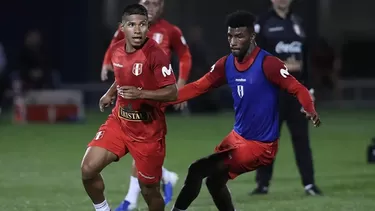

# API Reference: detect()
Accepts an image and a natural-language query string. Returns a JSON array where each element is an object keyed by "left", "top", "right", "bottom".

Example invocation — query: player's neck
[
  {"left": 273, "top": 5, "right": 289, "bottom": 19},
  {"left": 125, "top": 44, "right": 135, "bottom": 53},
  {"left": 125, "top": 38, "right": 148, "bottom": 53},
  {"left": 237, "top": 43, "right": 257, "bottom": 63}
]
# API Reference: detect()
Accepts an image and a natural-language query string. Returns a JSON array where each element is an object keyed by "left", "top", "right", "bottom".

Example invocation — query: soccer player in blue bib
[{"left": 166, "top": 10, "right": 321, "bottom": 211}]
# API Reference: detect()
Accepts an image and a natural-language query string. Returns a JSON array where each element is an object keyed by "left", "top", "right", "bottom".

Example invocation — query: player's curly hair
[
  {"left": 226, "top": 10, "right": 256, "bottom": 32},
  {"left": 122, "top": 4, "right": 148, "bottom": 19}
]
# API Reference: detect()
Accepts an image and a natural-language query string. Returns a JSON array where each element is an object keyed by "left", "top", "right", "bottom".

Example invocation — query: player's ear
[
  {"left": 120, "top": 21, "right": 125, "bottom": 32},
  {"left": 250, "top": 32, "right": 256, "bottom": 42}
]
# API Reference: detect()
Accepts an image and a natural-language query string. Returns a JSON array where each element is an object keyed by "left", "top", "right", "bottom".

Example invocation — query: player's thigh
[
  {"left": 215, "top": 130, "right": 241, "bottom": 153},
  {"left": 213, "top": 131, "right": 243, "bottom": 178},
  {"left": 129, "top": 139, "right": 165, "bottom": 185},
  {"left": 84, "top": 115, "right": 128, "bottom": 172},
  {"left": 81, "top": 146, "right": 118, "bottom": 178},
  {"left": 189, "top": 150, "right": 231, "bottom": 178},
  {"left": 227, "top": 140, "right": 278, "bottom": 179}
]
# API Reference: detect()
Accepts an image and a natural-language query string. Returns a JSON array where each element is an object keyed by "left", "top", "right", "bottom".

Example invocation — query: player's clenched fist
[
  {"left": 99, "top": 93, "right": 115, "bottom": 112},
  {"left": 117, "top": 86, "right": 142, "bottom": 99},
  {"left": 301, "top": 109, "right": 321, "bottom": 127}
]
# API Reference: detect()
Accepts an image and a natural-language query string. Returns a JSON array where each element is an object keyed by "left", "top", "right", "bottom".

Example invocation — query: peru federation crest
[{"left": 132, "top": 63, "right": 143, "bottom": 76}]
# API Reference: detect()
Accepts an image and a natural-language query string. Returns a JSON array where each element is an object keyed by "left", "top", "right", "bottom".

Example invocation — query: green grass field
[{"left": 1, "top": 109, "right": 375, "bottom": 211}]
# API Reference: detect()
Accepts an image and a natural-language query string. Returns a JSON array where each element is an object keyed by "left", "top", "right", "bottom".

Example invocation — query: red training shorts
[
  {"left": 215, "top": 130, "right": 278, "bottom": 179},
  {"left": 88, "top": 114, "right": 165, "bottom": 184}
]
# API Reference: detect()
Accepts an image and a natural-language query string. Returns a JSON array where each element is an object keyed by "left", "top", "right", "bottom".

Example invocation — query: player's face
[
  {"left": 227, "top": 27, "right": 254, "bottom": 57},
  {"left": 271, "top": 0, "right": 292, "bottom": 10},
  {"left": 121, "top": 14, "right": 149, "bottom": 48},
  {"left": 139, "top": 0, "right": 164, "bottom": 23}
]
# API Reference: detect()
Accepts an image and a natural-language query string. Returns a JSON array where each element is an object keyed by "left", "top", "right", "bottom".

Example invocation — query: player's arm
[
  {"left": 170, "top": 26, "right": 192, "bottom": 85},
  {"left": 99, "top": 81, "right": 117, "bottom": 112},
  {"left": 140, "top": 84, "right": 177, "bottom": 102},
  {"left": 139, "top": 51, "right": 178, "bottom": 102},
  {"left": 165, "top": 56, "right": 227, "bottom": 105},
  {"left": 102, "top": 26, "right": 124, "bottom": 69},
  {"left": 263, "top": 56, "right": 316, "bottom": 115},
  {"left": 105, "top": 81, "right": 118, "bottom": 97}
]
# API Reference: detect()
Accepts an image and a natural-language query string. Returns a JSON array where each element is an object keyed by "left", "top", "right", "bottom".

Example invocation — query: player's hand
[
  {"left": 117, "top": 86, "right": 142, "bottom": 99},
  {"left": 99, "top": 94, "right": 115, "bottom": 112},
  {"left": 301, "top": 109, "right": 321, "bottom": 127},
  {"left": 101, "top": 65, "right": 113, "bottom": 81},
  {"left": 174, "top": 102, "right": 188, "bottom": 111}
]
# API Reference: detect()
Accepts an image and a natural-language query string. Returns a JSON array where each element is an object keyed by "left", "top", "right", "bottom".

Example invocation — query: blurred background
[{"left": 0, "top": 0, "right": 374, "bottom": 210}]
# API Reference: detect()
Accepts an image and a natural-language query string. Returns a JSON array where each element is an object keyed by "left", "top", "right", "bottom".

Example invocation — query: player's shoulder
[
  {"left": 160, "top": 19, "right": 183, "bottom": 34},
  {"left": 215, "top": 55, "right": 229, "bottom": 65},
  {"left": 210, "top": 55, "right": 229, "bottom": 72},
  {"left": 262, "top": 54, "right": 285, "bottom": 69},
  {"left": 110, "top": 40, "right": 126, "bottom": 54},
  {"left": 143, "top": 39, "right": 168, "bottom": 60},
  {"left": 255, "top": 10, "right": 284, "bottom": 33},
  {"left": 159, "top": 19, "right": 175, "bottom": 29},
  {"left": 255, "top": 10, "right": 275, "bottom": 25}
]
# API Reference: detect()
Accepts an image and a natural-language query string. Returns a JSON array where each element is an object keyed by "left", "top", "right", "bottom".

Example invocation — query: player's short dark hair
[
  {"left": 122, "top": 4, "right": 148, "bottom": 19},
  {"left": 225, "top": 10, "right": 256, "bottom": 32}
]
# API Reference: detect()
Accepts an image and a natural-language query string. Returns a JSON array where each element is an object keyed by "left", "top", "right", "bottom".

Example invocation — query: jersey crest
[
  {"left": 152, "top": 33, "right": 164, "bottom": 44},
  {"left": 132, "top": 63, "right": 143, "bottom": 76}
]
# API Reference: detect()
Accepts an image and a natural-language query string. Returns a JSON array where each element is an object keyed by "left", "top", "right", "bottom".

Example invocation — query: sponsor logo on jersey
[{"left": 118, "top": 104, "right": 152, "bottom": 122}]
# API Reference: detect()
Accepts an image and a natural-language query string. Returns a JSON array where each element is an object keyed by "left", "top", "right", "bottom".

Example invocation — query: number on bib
[{"left": 237, "top": 85, "right": 244, "bottom": 98}]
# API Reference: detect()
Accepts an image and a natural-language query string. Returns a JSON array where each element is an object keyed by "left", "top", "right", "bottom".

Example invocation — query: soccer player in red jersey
[
  {"left": 102, "top": 1, "right": 191, "bottom": 209},
  {"left": 158, "top": 11, "right": 321, "bottom": 211},
  {"left": 81, "top": 4, "right": 177, "bottom": 211}
]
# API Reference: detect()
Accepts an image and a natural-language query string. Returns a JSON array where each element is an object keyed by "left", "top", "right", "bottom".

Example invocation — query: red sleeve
[
  {"left": 169, "top": 25, "right": 192, "bottom": 81},
  {"left": 263, "top": 56, "right": 316, "bottom": 113},
  {"left": 102, "top": 26, "right": 125, "bottom": 67},
  {"left": 166, "top": 56, "right": 227, "bottom": 105},
  {"left": 152, "top": 49, "right": 177, "bottom": 88}
]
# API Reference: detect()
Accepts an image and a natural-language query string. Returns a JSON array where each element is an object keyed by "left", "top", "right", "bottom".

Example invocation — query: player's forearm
[
  {"left": 178, "top": 51, "right": 192, "bottom": 81},
  {"left": 140, "top": 85, "right": 178, "bottom": 102},
  {"left": 168, "top": 82, "right": 209, "bottom": 105},
  {"left": 105, "top": 81, "right": 117, "bottom": 97},
  {"left": 290, "top": 83, "right": 316, "bottom": 113}
]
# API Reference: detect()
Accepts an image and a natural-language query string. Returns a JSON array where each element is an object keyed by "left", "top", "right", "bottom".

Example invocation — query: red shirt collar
[{"left": 234, "top": 46, "right": 260, "bottom": 71}]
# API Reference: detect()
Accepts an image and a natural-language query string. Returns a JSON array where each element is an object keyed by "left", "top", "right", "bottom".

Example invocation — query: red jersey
[
  {"left": 103, "top": 19, "right": 192, "bottom": 81},
  {"left": 166, "top": 47, "right": 315, "bottom": 114},
  {"left": 111, "top": 39, "right": 176, "bottom": 142}
]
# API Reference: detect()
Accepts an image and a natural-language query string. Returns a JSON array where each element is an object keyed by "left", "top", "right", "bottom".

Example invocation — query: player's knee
[
  {"left": 81, "top": 160, "right": 100, "bottom": 180},
  {"left": 140, "top": 182, "right": 158, "bottom": 195},
  {"left": 187, "top": 162, "right": 199, "bottom": 175},
  {"left": 206, "top": 175, "right": 226, "bottom": 190},
  {"left": 139, "top": 182, "right": 164, "bottom": 204},
  {"left": 205, "top": 176, "right": 215, "bottom": 189}
]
